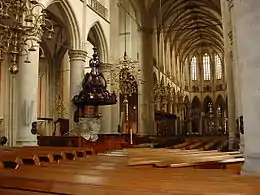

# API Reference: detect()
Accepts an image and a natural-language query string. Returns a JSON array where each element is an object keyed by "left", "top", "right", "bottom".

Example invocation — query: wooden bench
[
  {"left": 0, "top": 144, "right": 255, "bottom": 195},
  {"left": 0, "top": 146, "right": 95, "bottom": 168},
  {"left": 0, "top": 154, "right": 259, "bottom": 195},
  {"left": 0, "top": 138, "right": 127, "bottom": 169},
  {"left": 126, "top": 148, "right": 243, "bottom": 172}
]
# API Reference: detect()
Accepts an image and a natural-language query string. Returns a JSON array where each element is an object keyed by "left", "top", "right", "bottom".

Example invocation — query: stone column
[
  {"left": 138, "top": 27, "right": 155, "bottom": 135},
  {"left": 109, "top": 0, "right": 120, "bottom": 134},
  {"left": 69, "top": 50, "right": 88, "bottom": 130},
  {"left": 3, "top": 60, "right": 18, "bottom": 146},
  {"left": 100, "top": 63, "right": 112, "bottom": 134},
  {"left": 155, "top": 101, "right": 160, "bottom": 111},
  {"left": 233, "top": 0, "right": 260, "bottom": 176},
  {"left": 221, "top": 0, "right": 237, "bottom": 150},
  {"left": 168, "top": 101, "right": 173, "bottom": 113},
  {"left": 199, "top": 113, "right": 204, "bottom": 135},
  {"left": 16, "top": 46, "right": 40, "bottom": 146}
]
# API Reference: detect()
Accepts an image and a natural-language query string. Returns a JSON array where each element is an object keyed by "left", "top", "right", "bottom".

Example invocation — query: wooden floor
[{"left": 0, "top": 148, "right": 259, "bottom": 195}]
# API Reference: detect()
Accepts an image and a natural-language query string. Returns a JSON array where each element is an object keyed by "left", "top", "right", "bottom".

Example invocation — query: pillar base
[
  {"left": 229, "top": 132, "right": 235, "bottom": 151},
  {"left": 239, "top": 134, "right": 245, "bottom": 153},
  {"left": 241, "top": 153, "right": 260, "bottom": 177}
]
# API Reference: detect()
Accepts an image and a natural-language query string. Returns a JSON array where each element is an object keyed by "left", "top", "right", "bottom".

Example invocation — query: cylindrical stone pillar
[
  {"left": 221, "top": 0, "right": 237, "bottom": 150},
  {"left": 138, "top": 27, "right": 155, "bottom": 135},
  {"left": 233, "top": 0, "right": 260, "bottom": 176},
  {"left": 16, "top": 46, "right": 40, "bottom": 146},
  {"left": 100, "top": 63, "right": 112, "bottom": 134},
  {"left": 69, "top": 50, "right": 88, "bottom": 130}
]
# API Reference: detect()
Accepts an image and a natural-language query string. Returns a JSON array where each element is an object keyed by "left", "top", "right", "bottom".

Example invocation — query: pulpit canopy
[{"left": 72, "top": 48, "right": 117, "bottom": 107}]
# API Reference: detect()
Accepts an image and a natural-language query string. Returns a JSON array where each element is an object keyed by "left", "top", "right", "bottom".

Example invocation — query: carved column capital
[
  {"left": 69, "top": 50, "right": 88, "bottom": 62},
  {"left": 100, "top": 63, "right": 112, "bottom": 72}
]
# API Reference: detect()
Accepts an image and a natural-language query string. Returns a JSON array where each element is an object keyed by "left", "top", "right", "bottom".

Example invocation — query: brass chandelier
[{"left": 0, "top": 0, "right": 54, "bottom": 74}]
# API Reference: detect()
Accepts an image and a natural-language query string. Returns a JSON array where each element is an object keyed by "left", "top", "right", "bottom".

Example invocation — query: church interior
[{"left": 0, "top": 0, "right": 260, "bottom": 194}]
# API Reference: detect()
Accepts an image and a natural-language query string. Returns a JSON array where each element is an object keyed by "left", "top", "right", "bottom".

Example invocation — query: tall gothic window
[
  {"left": 215, "top": 54, "right": 222, "bottom": 80},
  {"left": 190, "top": 56, "right": 197, "bottom": 81},
  {"left": 203, "top": 53, "right": 211, "bottom": 80}
]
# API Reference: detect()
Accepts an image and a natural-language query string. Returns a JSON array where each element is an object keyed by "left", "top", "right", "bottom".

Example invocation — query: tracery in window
[
  {"left": 215, "top": 54, "right": 222, "bottom": 80},
  {"left": 203, "top": 53, "right": 211, "bottom": 80},
  {"left": 190, "top": 56, "right": 197, "bottom": 81}
]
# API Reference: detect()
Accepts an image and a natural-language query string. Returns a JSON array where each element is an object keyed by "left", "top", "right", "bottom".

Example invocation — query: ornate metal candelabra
[
  {"left": 0, "top": 0, "right": 54, "bottom": 74},
  {"left": 110, "top": 52, "right": 141, "bottom": 142}
]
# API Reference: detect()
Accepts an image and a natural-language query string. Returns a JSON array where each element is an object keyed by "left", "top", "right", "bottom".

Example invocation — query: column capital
[
  {"left": 100, "top": 62, "right": 112, "bottom": 72},
  {"left": 69, "top": 49, "right": 88, "bottom": 62}
]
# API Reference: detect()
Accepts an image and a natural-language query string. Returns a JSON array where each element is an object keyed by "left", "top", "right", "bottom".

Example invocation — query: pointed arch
[
  {"left": 215, "top": 95, "right": 225, "bottom": 112},
  {"left": 46, "top": 0, "right": 81, "bottom": 50},
  {"left": 87, "top": 22, "right": 108, "bottom": 62},
  {"left": 184, "top": 95, "right": 190, "bottom": 104},
  {"left": 203, "top": 96, "right": 213, "bottom": 114},
  {"left": 192, "top": 96, "right": 201, "bottom": 109},
  {"left": 191, "top": 96, "right": 201, "bottom": 133}
]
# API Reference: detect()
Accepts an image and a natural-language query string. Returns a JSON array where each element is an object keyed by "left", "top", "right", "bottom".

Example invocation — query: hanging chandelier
[{"left": 0, "top": 0, "right": 54, "bottom": 74}]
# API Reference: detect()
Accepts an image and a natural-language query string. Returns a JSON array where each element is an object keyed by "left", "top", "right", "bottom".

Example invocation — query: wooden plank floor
[{"left": 0, "top": 150, "right": 259, "bottom": 195}]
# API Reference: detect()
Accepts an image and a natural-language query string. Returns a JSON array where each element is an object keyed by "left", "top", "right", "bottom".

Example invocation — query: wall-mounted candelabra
[{"left": 0, "top": 0, "right": 54, "bottom": 74}]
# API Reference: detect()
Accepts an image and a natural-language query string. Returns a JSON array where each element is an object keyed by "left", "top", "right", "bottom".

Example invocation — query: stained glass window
[
  {"left": 215, "top": 54, "right": 222, "bottom": 80},
  {"left": 203, "top": 53, "right": 211, "bottom": 80},
  {"left": 190, "top": 56, "right": 197, "bottom": 81}
]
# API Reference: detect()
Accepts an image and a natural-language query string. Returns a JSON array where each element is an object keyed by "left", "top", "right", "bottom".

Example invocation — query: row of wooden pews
[
  {"left": 169, "top": 138, "right": 229, "bottom": 151},
  {"left": 0, "top": 146, "right": 259, "bottom": 195},
  {"left": 0, "top": 137, "right": 131, "bottom": 194},
  {"left": 0, "top": 136, "right": 127, "bottom": 169},
  {"left": 126, "top": 148, "right": 244, "bottom": 171},
  {"left": 0, "top": 135, "right": 259, "bottom": 195}
]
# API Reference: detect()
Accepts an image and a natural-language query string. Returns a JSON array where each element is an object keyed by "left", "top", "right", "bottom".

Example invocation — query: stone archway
[
  {"left": 215, "top": 95, "right": 226, "bottom": 135},
  {"left": 203, "top": 96, "right": 214, "bottom": 115},
  {"left": 45, "top": 0, "right": 81, "bottom": 50},
  {"left": 37, "top": 0, "right": 82, "bottom": 136},
  {"left": 87, "top": 22, "right": 109, "bottom": 63},
  {"left": 191, "top": 96, "right": 201, "bottom": 133}
]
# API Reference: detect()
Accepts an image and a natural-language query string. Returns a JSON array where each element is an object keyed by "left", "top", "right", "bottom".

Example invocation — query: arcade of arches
[{"left": 0, "top": 0, "right": 260, "bottom": 175}]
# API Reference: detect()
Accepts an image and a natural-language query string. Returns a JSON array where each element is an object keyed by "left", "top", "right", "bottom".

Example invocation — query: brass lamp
[{"left": 0, "top": 0, "right": 54, "bottom": 74}]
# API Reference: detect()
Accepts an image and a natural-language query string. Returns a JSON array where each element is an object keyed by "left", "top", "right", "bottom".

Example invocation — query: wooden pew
[
  {"left": 0, "top": 139, "right": 126, "bottom": 169},
  {"left": 0, "top": 146, "right": 95, "bottom": 168},
  {"left": 0, "top": 188, "right": 54, "bottom": 195},
  {"left": 126, "top": 148, "right": 243, "bottom": 170},
  {"left": 198, "top": 140, "right": 219, "bottom": 151},
  {"left": 182, "top": 141, "right": 203, "bottom": 150},
  {"left": 0, "top": 155, "right": 259, "bottom": 195},
  {"left": 171, "top": 141, "right": 191, "bottom": 149},
  {"left": 0, "top": 147, "right": 258, "bottom": 195}
]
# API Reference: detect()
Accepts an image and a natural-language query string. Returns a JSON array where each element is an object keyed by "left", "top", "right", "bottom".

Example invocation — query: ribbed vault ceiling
[{"left": 148, "top": 0, "right": 223, "bottom": 62}]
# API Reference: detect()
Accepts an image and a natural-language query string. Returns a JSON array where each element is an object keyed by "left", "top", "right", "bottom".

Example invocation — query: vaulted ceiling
[{"left": 147, "top": 0, "right": 223, "bottom": 62}]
